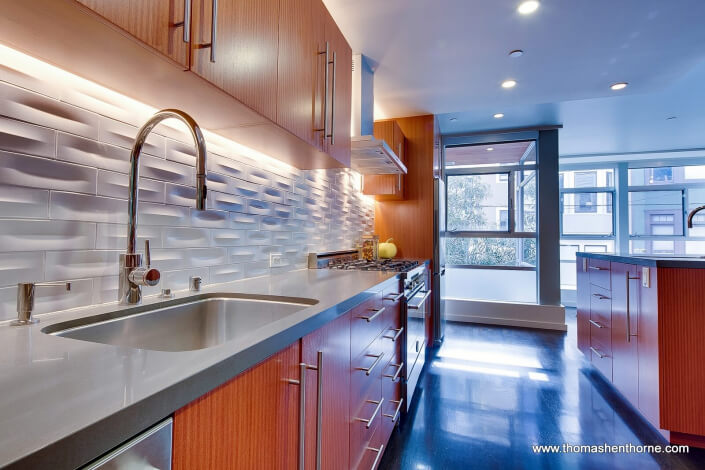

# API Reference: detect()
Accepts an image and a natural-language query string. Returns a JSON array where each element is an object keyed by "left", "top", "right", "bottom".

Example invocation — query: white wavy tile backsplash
[{"left": 0, "top": 61, "right": 374, "bottom": 321}]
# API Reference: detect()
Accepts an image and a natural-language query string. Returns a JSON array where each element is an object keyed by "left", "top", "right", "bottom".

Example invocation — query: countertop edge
[
  {"left": 4, "top": 275, "right": 401, "bottom": 470},
  {"left": 576, "top": 252, "right": 705, "bottom": 268}
]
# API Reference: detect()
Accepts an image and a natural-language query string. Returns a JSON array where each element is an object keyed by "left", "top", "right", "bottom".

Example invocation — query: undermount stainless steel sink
[{"left": 42, "top": 293, "right": 318, "bottom": 352}]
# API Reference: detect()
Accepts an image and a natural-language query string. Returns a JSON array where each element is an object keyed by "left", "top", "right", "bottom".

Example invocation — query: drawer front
[
  {"left": 588, "top": 258, "right": 611, "bottom": 290},
  {"left": 353, "top": 425, "right": 383, "bottom": 470},
  {"left": 591, "top": 344, "right": 613, "bottom": 381},
  {"left": 351, "top": 339, "right": 385, "bottom": 412},
  {"left": 351, "top": 292, "right": 386, "bottom": 359},
  {"left": 380, "top": 358, "right": 403, "bottom": 447},
  {"left": 590, "top": 320, "right": 611, "bottom": 356},
  {"left": 589, "top": 285, "right": 612, "bottom": 328}
]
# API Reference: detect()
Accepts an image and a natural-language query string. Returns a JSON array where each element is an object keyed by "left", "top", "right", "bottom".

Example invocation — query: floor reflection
[{"left": 379, "top": 309, "right": 705, "bottom": 469}]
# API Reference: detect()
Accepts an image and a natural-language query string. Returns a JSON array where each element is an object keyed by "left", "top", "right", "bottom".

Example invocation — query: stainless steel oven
[{"left": 402, "top": 267, "right": 431, "bottom": 413}]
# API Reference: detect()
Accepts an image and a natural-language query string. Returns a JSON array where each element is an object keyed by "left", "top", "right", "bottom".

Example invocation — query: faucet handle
[{"left": 145, "top": 239, "right": 151, "bottom": 267}]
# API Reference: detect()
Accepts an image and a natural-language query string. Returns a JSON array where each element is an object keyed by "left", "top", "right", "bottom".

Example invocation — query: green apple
[{"left": 378, "top": 238, "right": 397, "bottom": 259}]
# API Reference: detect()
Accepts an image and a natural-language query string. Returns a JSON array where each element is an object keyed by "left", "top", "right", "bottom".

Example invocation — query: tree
[{"left": 446, "top": 173, "right": 536, "bottom": 266}]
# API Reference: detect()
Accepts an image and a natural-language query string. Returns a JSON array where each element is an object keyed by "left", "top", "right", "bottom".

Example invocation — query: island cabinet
[
  {"left": 576, "top": 255, "right": 705, "bottom": 448},
  {"left": 172, "top": 277, "right": 402, "bottom": 469},
  {"left": 73, "top": 0, "right": 351, "bottom": 166}
]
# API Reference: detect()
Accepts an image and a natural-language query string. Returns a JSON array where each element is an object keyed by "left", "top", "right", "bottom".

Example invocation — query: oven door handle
[{"left": 407, "top": 290, "right": 431, "bottom": 310}]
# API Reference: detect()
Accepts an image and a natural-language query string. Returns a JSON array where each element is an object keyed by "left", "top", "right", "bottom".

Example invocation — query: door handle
[
  {"left": 199, "top": 0, "right": 218, "bottom": 62},
  {"left": 288, "top": 352, "right": 323, "bottom": 470},
  {"left": 589, "top": 266, "right": 608, "bottom": 271},
  {"left": 355, "top": 398, "right": 384, "bottom": 429},
  {"left": 327, "top": 51, "right": 337, "bottom": 145},
  {"left": 383, "top": 398, "right": 405, "bottom": 423},
  {"left": 627, "top": 274, "right": 640, "bottom": 343},
  {"left": 408, "top": 290, "right": 431, "bottom": 309},
  {"left": 314, "top": 42, "right": 329, "bottom": 137},
  {"left": 588, "top": 319, "right": 604, "bottom": 329},
  {"left": 356, "top": 352, "right": 384, "bottom": 376},
  {"left": 590, "top": 346, "right": 606, "bottom": 359},
  {"left": 390, "top": 326, "right": 404, "bottom": 342},
  {"left": 174, "top": 0, "right": 192, "bottom": 43},
  {"left": 383, "top": 362, "right": 404, "bottom": 382},
  {"left": 358, "top": 307, "right": 385, "bottom": 322}
]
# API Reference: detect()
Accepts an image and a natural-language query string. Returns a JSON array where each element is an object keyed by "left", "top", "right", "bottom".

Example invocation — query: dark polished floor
[{"left": 379, "top": 309, "right": 705, "bottom": 470}]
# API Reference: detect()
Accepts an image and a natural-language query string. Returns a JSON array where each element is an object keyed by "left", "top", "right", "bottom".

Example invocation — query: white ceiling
[{"left": 324, "top": 0, "right": 705, "bottom": 156}]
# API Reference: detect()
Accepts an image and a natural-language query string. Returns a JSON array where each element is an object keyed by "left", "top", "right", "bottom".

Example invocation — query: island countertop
[
  {"left": 576, "top": 252, "right": 705, "bottom": 269},
  {"left": 0, "top": 268, "right": 400, "bottom": 470}
]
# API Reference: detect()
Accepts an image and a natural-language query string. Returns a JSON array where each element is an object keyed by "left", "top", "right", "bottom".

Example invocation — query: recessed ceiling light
[
  {"left": 486, "top": 147, "right": 494, "bottom": 152},
  {"left": 501, "top": 79, "right": 517, "bottom": 89},
  {"left": 449, "top": 117, "right": 458, "bottom": 122},
  {"left": 509, "top": 49, "right": 524, "bottom": 58},
  {"left": 610, "top": 82, "right": 628, "bottom": 91},
  {"left": 666, "top": 116, "right": 677, "bottom": 120},
  {"left": 518, "top": 1, "right": 540, "bottom": 15},
  {"left": 493, "top": 113, "right": 505, "bottom": 119}
]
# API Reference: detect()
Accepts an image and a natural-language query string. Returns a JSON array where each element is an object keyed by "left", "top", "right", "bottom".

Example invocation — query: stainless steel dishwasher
[{"left": 82, "top": 418, "right": 172, "bottom": 470}]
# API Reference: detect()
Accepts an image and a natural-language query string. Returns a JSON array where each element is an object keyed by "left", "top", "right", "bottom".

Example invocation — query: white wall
[{"left": 446, "top": 268, "right": 537, "bottom": 303}]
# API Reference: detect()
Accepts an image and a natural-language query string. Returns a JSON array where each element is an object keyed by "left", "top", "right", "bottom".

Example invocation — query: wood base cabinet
[
  {"left": 172, "top": 342, "right": 301, "bottom": 470},
  {"left": 171, "top": 277, "right": 403, "bottom": 469},
  {"left": 577, "top": 255, "right": 705, "bottom": 448}
]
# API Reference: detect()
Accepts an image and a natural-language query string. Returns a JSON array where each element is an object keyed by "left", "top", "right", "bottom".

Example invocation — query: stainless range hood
[{"left": 350, "top": 54, "right": 407, "bottom": 175}]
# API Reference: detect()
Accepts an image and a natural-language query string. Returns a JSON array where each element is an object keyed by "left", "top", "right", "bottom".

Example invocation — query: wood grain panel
[
  {"left": 323, "top": 6, "right": 352, "bottom": 167},
  {"left": 277, "top": 0, "right": 317, "bottom": 147},
  {"left": 657, "top": 268, "right": 705, "bottom": 436},
  {"left": 128, "top": 0, "right": 189, "bottom": 67},
  {"left": 172, "top": 342, "right": 300, "bottom": 470},
  {"left": 191, "top": 0, "right": 280, "bottom": 120},
  {"left": 610, "top": 262, "right": 639, "bottom": 405},
  {"left": 75, "top": 0, "right": 130, "bottom": 29},
  {"left": 637, "top": 265, "right": 660, "bottom": 429},
  {"left": 576, "top": 256, "right": 591, "bottom": 356},
  {"left": 373, "top": 115, "right": 436, "bottom": 262},
  {"left": 301, "top": 312, "right": 351, "bottom": 470}
]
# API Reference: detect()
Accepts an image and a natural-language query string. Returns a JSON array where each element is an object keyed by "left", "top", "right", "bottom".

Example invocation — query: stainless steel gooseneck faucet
[
  {"left": 119, "top": 109, "right": 208, "bottom": 305},
  {"left": 687, "top": 205, "right": 705, "bottom": 229}
]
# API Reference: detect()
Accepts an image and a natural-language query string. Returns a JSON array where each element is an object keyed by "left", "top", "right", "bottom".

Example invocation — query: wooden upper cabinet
[
  {"left": 76, "top": 0, "right": 190, "bottom": 67},
  {"left": 172, "top": 342, "right": 301, "bottom": 470},
  {"left": 363, "top": 120, "right": 407, "bottom": 200},
  {"left": 190, "top": 0, "right": 280, "bottom": 121},
  {"left": 277, "top": 0, "right": 319, "bottom": 148},
  {"left": 322, "top": 5, "right": 352, "bottom": 167}
]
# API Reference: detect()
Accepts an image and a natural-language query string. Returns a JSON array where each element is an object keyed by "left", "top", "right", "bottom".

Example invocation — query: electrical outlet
[{"left": 270, "top": 253, "right": 285, "bottom": 268}]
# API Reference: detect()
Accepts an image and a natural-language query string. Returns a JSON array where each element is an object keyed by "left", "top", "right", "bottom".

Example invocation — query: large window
[
  {"left": 445, "top": 139, "right": 538, "bottom": 303},
  {"left": 628, "top": 165, "right": 705, "bottom": 256},
  {"left": 559, "top": 168, "right": 616, "bottom": 288}
]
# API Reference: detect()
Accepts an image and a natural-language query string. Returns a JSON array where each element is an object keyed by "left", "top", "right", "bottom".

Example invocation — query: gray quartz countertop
[
  {"left": 0, "top": 268, "right": 399, "bottom": 470},
  {"left": 577, "top": 251, "right": 705, "bottom": 268}
]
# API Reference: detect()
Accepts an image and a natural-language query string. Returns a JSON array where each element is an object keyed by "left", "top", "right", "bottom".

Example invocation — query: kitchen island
[
  {"left": 0, "top": 268, "right": 404, "bottom": 469},
  {"left": 576, "top": 252, "right": 705, "bottom": 448}
]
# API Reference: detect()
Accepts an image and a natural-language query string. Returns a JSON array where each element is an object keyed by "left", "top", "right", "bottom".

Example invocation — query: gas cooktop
[{"left": 308, "top": 250, "right": 420, "bottom": 272}]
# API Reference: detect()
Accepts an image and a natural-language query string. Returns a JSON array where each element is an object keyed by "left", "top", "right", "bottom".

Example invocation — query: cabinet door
[
  {"left": 191, "top": 0, "right": 279, "bottom": 120},
  {"left": 77, "top": 0, "right": 190, "bottom": 67},
  {"left": 323, "top": 9, "right": 351, "bottom": 167},
  {"left": 637, "top": 266, "right": 661, "bottom": 428},
  {"left": 576, "top": 256, "right": 591, "bottom": 356},
  {"left": 172, "top": 342, "right": 300, "bottom": 470},
  {"left": 611, "top": 262, "right": 639, "bottom": 404},
  {"left": 301, "top": 313, "right": 351, "bottom": 470},
  {"left": 277, "top": 0, "right": 318, "bottom": 147}
]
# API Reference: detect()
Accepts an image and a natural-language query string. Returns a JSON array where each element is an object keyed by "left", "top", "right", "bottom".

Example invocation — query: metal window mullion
[{"left": 508, "top": 169, "right": 516, "bottom": 234}]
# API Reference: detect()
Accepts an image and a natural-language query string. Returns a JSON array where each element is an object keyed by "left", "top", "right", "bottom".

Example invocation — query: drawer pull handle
[
  {"left": 383, "top": 398, "right": 405, "bottom": 423},
  {"left": 590, "top": 346, "right": 607, "bottom": 359},
  {"left": 589, "top": 266, "right": 608, "bottom": 271},
  {"left": 591, "top": 293, "right": 610, "bottom": 300},
  {"left": 588, "top": 320, "right": 604, "bottom": 329},
  {"left": 358, "top": 307, "right": 385, "bottom": 322},
  {"left": 355, "top": 398, "right": 384, "bottom": 429},
  {"left": 383, "top": 362, "right": 404, "bottom": 382},
  {"left": 385, "top": 292, "right": 404, "bottom": 302},
  {"left": 366, "top": 444, "right": 384, "bottom": 470},
  {"left": 356, "top": 352, "right": 384, "bottom": 376},
  {"left": 391, "top": 326, "right": 404, "bottom": 342}
]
